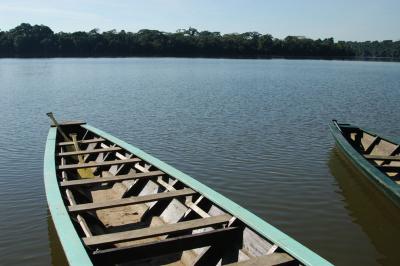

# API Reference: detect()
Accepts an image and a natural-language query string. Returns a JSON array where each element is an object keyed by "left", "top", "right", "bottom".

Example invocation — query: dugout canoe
[
  {"left": 329, "top": 120, "right": 400, "bottom": 207},
  {"left": 44, "top": 119, "right": 332, "bottom": 266}
]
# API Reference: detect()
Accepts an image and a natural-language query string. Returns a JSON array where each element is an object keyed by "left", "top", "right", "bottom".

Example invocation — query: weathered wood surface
[
  {"left": 60, "top": 170, "right": 164, "bottom": 187},
  {"left": 83, "top": 214, "right": 232, "bottom": 246},
  {"left": 58, "top": 138, "right": 105, "bottom": 146},
  {"left": 69, "top": 188, "right": 197, "bottom": 213},
  {"left": 365, "top": 154, "right": 400, "bottom": 161},
  {"left": 92, "top": 227, "right": 240, "bottom": 263},
  {"left": 364, "top": 136, "right": 380, "bottom": 154},
  {"left": 58, "top": 147, "right": 122, "bottom": 157},
  {"left": 226, "top": 253, "right": 294, "bottom": 266},
  {"left": 51, "top": 121, "right": 86, "bottom": 127},
  {"left": 58, "top": 158, "right": 141, "bottom": 170}
]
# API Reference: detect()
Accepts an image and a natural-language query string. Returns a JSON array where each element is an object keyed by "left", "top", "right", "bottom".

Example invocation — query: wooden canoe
[
  {"left": 44, "top": 121, "right": 332, "bottom": 266},
  {"left": 329, "top": 120, "right": 400, "bottom": 207}
]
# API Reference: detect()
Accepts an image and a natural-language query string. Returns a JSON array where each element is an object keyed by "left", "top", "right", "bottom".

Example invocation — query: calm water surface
[{"left": 0, "top": 58, "right": 400, "bottom": 265}]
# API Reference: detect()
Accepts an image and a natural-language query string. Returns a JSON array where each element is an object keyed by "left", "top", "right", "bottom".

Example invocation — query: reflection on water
[
  {"left": 329, "top": 147, "right": 400, "bottom": 265},
  {"left": 0, "top": 58, "right": 399, "bottom": 265},
  {"left": 47, "top": 214, "right": 68, "bottom": 266}
]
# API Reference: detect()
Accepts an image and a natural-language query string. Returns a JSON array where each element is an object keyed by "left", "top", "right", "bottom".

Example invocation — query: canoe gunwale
[
  {"left": 82, "top": 124, "right": 332, "bottom": 266},
  {"left": 44, "top": 128, "right": 93, "bottom": 265},
  {"left": 329, "top": 121, "right": 400, "bottom": 206}
]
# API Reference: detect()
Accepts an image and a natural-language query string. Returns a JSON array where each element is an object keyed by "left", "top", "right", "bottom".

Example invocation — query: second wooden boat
[
  {"left": 329, "top": 120, "right": 400, "bottom": 207},
  {"left": 44, "top": 115, "right": 331, "bottom": 266}
]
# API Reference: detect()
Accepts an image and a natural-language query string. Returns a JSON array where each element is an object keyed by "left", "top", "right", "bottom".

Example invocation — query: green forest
[{"left": 0, "top": 23, "right": 399, "bottom": 59}]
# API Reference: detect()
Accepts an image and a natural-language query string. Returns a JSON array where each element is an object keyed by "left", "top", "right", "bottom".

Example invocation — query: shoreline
[{"left": 0, "top": 55, "right": 399, "bottom": 62}]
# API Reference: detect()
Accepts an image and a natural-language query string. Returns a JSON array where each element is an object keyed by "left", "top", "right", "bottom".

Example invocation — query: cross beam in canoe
[
  {"left": 83, "top": 214, "right": 232, "bottom": 246},
  {"left": 364, "top": 154, "right": 400, "bottom": 161},
  {"left": 60, "top": 170, "right": 164, "bottom": 187},
  {"left": 57, "top": 147, "right": 122, "bottom": 157},
  {"left": 92, "top": 226, "right": 241, "bottom": 263},
  {"left": 68, "top": 188, "right": 197, "bottom": 213},
  {"left": 58, "top": 138, "right": 105, "bottom": 146},
  {"left": 51, "top": 120, "right": 86, "bottom": 127},
  {"left": 58, "top": 158, "right": 141, "bottom": 170},
  {"left": 377, "top": 165, "right": 400, "bottom": 172}
]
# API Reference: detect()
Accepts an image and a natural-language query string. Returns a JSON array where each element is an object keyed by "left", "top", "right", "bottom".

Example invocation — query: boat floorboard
[{"left": 226, "top": 253, "right": 294, "bottom": 266}]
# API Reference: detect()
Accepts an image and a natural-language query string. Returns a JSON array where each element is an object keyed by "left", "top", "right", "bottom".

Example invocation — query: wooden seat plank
[
  {"left": 51, "top": 121, "right": 86, "bottom": 127},
  {"left": 83, "top": 214, "right": 232, "bottom": 246},
  {"left": 377, "top": 165, "right": 400, "bottom": 172},
  {"left": 92, "top": 227, "right": 240, "bottom": 263},
  {"left": 69, "top": 188, "right": 197, "bottom": 213},
  {"left": 225, "top": 253, "right": 294, "bottom": 266},
  {"left": 58, "top": 138, "right": 105, "bottom": 146},
  {"left": 58, "top": 158, "right": 141, "bottom": 170},
  {"left": 57, "top": 147, "right": 122, "bottom": 157},
  {"left": 365, "top": 155, "right": 400, "bottom": 161},
  {"left": 60, "top": 170, "right": 164, "bottom": 187}
]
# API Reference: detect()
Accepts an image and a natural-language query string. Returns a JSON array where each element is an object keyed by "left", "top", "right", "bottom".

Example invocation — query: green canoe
[
  {"left": 329, "top": 120, "right": 400, "bottom": 207},
  {"left": 44, "top": 120, "right": 332, "bottom": 266}
]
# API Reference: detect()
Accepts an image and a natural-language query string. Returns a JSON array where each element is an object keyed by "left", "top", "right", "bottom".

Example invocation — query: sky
[{"left": 0, "top": 0, "right": 399, "bottom": 41}]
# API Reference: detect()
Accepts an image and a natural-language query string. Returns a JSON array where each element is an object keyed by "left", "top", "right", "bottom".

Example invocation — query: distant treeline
[{"left": 0, "top": 23, "right": 399, "bottom": 59}]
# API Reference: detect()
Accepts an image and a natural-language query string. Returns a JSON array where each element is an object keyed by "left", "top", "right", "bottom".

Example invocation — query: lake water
[{"left": 1, "top": 58, "right": 400, "bottom": 265}]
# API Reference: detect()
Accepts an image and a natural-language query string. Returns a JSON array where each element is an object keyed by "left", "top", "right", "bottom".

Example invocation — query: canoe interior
[
  {"left": 339, "top": 124, "right": 400, "bottom": 184},
  {"left": 54, "top": 123, "right": 300, "bottom": 266}
]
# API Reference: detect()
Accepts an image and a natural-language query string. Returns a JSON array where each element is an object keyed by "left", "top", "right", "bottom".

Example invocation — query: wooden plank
[
  {"left": 225, "top": 253, "right": 294, "bottom": 266},
  {"left": 377, "top": 165, "right": 400, "bottom": 172},
  {"left": 58, "top": 138, "right": 105, "bottom": 146},
  {"left": 364, "top": 136, "right": 380, "bottom": 154},
  {"left": 365, "top": 155, "right": 400, "bottom": 161},
  {"left": 69, "top": 188, "right": 197, "bottom": 213},
  {"left": 92, "top": 227, "right": 240, "bottom": 263},
  {"left": 83, "top": 214, "right": 232, "bottom": 246},
  {"left": 58, "top": 158, "right": 141, "bottom": 170},
  {"left": 157, "top": 178, "right": 210, "bottom": 218},
  {"left": 58, "top": 147, "right": 122, "bottom": 157},
  {"left": 51, "top": 120, "right": 86, "bottom": 127},
  {"left": 60, "top": 170, "right": 164, "bottom": 187}
]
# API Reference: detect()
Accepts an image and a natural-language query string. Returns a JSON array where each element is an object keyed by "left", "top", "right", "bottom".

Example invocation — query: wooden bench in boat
[
  {"left": 364, "top": 154, "right": 400, "bottom": 161},
  {"left": 58, "top": 138, "right": 105, "bottom": 146},
  {"left": 58, "top": 158, "right": 141, "bottom": 170},
  {"left": 83, "top": 214, "right": 232, "bottom": 246},
  {"left": 92, "top": 227, "right": 241, "bottom": 262},
  {"left": 51, "top": 121, "right": 86, "bottom": 127},
  {"left": 60, "top": 170, "right": 164, "bottom": 187},
  {"left": 68, "top": 188, "right": 197, "bottom": 213},
  {"left": 376, "top": 165, "right": 400, "bottom": 172},
  {"left": 58, "top": 147, "right": 122, "bottom": 157}
]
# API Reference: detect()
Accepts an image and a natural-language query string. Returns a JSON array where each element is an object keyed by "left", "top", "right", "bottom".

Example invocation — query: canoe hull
[
  {"left": 329, "top": 121, "right": 400, "bottom": 208},
  {"left": 45, "top": 122, "right": 332, "bottom": 266}
]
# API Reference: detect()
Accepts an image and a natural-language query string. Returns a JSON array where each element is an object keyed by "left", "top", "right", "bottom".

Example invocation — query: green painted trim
[
  {"left": 329, "top": 122, "right": 400, "bottom": 207},
  {"left": 44, "top": 128, "right": 93, "bottom": 266},
  {"left": 83, "top": 124, "right": 332, "bottom": 266}
]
